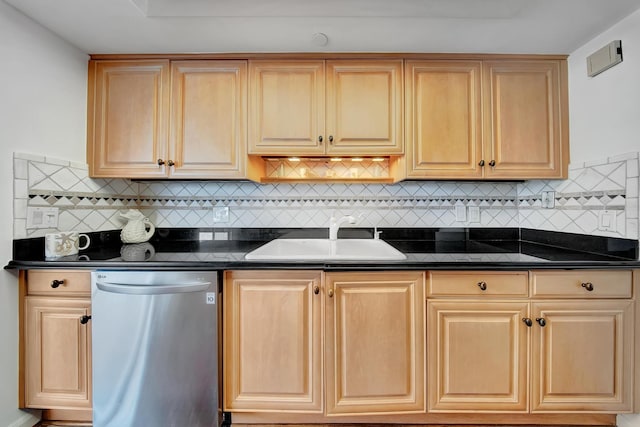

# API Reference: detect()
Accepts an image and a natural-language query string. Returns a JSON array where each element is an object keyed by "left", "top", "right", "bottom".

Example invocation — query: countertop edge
[{"left": 6, "top": 259, "right": 640, "bottom": 271}]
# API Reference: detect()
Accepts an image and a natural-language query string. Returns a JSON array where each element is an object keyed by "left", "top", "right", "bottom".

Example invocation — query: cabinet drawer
[
  {"left": 428, "top": 271, "right": 528, "bottom": 297},
  {"left": 531, "top": 270, "right": 632, "bottom": 298},
  {"left": 27, "top": 270, "right": 91, "bottom": 296}
]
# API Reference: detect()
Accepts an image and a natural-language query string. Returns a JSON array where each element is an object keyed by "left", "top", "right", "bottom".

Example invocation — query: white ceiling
[{"left": 5, "top": 0, "right": 640, "bottom": 54}]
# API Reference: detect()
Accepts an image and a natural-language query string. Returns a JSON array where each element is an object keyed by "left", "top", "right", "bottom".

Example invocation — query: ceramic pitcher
[{"left": 120, "top": 210, "right": 155, "bottom": 243}]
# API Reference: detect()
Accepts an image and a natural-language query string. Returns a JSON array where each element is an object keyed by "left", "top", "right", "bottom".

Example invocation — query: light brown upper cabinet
[
  {"left": 482, "top": 60, "right": 568, "bottom": 179},
  {"left": 406, "top": 58, "right": 568, "bottom": 180},
  {"left": 87, "top": 60, "right": 170, "bottom": 178},
  {"left": 88, "top": 60, "right": 250, "bottom": 179},
  {"left": 248, "top": 59, "right": 403, "bottom": 156},
  {"left": 169, "top": 61, "right": 248, "bottom": 179},
  {"left": 405, "top": 60, "right": 483, "bottom": 179}
]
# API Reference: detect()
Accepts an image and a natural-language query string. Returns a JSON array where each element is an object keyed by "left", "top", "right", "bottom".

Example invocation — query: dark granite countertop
[{"left": 6, "top": 228, "right": 640, "bottom": 271}]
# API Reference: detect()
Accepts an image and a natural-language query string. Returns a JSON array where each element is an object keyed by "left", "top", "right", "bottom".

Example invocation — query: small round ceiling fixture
[{"left": 311, "top": 32, "right": 329, "bottom": 47}]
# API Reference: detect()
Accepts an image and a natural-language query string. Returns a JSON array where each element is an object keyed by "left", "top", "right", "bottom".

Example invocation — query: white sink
[{"left": 245, "top": 238, "right": 406, "bottom": 261}]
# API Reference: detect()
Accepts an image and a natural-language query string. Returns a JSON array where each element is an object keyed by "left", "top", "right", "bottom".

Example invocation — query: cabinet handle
[
  {"left": 318, "top": 135, "right": 323, "bottom": 144},
  {"left": 327, "top": 289, "right": 334, "bottom": 298},
  {"left": 489, "top": 160, "right": 496, "bottom": 167},
  {"left": 581, "top": 282, "right": 594, "bottom": 292},
  {"left": 80, "top": 315, "right": 92, "bottom": 325},
  {"left": 157, "top": 159, "right": 165, "bottom": 166},
  {"left": 50, "top": 279, "right": 64, "bottom": 288},
  {"left": 328, "top": 135, "right": 334, "bottom": 144},
  {"left": 477, "top": 281, "right": 487, "bottom": 291},
  {"left": 522, "top": 317, "right": 533, "bottom": 327},
  {"left": 536, "top": 317, "right": 546, "bottom": 327},
  {"left": 313, "top": 285, "right": 320, "bottom": 295},
  {"left": 478, "top": 160, "right": 485, "bottom": 167},
  {"left": 167, "top": 160, "right": 175, "bottom": 167}
]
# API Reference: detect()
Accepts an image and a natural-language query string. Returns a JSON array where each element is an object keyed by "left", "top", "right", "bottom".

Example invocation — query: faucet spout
[{"left": 329, "top": 215, "right": 357, "bottom": 240}]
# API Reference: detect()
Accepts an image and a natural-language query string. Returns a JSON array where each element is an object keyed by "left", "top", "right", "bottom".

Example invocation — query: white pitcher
[{"left": 120, "top": 210, "right": 155, "bottom": 243}]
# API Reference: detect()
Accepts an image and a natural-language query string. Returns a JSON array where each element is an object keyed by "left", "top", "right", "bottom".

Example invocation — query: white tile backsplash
[
  {"left": 517, "top": 153, "right": 640, "bottom": 240},
  {"left": 12, "top": 151, "right": 640, "bottom": 240}
]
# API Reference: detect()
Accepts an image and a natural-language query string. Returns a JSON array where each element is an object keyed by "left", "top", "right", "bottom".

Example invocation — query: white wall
[
  {"left": 0, "top": 2, "right": 88, "bottom": 426},
  {"left": 568, "top": 8, "right": 640, "bottom": 427},
  {"left": 569, "top": 8, "right": 640, "bottom": 164}
]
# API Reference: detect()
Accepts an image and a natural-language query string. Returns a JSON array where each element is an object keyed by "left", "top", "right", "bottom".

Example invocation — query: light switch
[
  {"left": 468, "top": 206, "right": 480, "bottom": 223},
  {"left": 26, "top": 207, "right": 59, "bottom": 229},
  {"left": 598, "top": 210, "right": 616, "bottom": 232},
  {"left": 455, "top": 205, "right": 467, "bottom": 222}
]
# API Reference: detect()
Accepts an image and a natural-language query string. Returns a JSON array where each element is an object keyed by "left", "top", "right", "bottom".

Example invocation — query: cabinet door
[
  {"left": 24, "top": 297, "right": 91, "bottom": 409},
  {"left": 248, "top": 60, "right": 325, "bottom": 155},
  {"left": 170, "top": 61, "right": 247, "bottom": 178},
  {"left": 531, "top": 300, "right": 633, "bottom": 412},
  {"left": 88, "top": 60, "right": 170, "bottom": 178},
  {"left": 326, "top": 60, "right": 403, "bottom": 155},
  {"left": 325, "top": 272, "right": 425, "bottom": 415},
  {"left": 405, "top": 61, "right": 483, "bottom": 178},
  {"left": 427, "top": 300, "right": 529, "bottom": 412},
  {"left": 223, "top": 271, "right": 323, "bottom": 412},
  {"left": 482, "top": 60, "right": 568, "bottom": 179}
]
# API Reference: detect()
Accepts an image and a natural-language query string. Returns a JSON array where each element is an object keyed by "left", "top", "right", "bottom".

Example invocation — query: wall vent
[{"left": 587, "top": 40, "right": 622, "bottom": 77}]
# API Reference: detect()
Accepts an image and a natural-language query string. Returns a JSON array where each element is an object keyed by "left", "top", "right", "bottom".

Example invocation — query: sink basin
[{"left": 245, "top": 238, "right": 407, "bottom": 261}]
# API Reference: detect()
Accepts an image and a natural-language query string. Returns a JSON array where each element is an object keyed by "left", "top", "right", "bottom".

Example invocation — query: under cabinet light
[{"left": 288, "top": 157, "right": 301, "bottom": 162}]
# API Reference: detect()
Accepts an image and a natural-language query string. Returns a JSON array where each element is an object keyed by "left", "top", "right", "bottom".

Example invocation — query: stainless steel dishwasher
[{"left": 91, "top": 271, "right": 220, "bottom": 427}]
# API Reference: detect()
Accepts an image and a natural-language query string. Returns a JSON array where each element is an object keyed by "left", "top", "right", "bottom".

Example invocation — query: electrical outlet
[
  {"left": 214, "top": 231, "right": 229, "bottom": 240},
  {"left": 26, "top": 207, "right": 59, "bottom": 229},
  {"left": 198, "top": 232, "right": 213, "bottom": 241},
  {"left": 213, "top": 207, "right": 230, "bottom": 223},
  {"left": 541, "top": 191, "right": 555, "bottom": 209},
  {"left": 468, "top": 206, "right": 480, "bottom": 223},
  {"left": 455, "top": 205, "right": 467, "bottom": 222}
]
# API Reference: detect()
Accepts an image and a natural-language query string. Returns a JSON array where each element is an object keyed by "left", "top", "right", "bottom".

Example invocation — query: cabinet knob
[
  {"left": 80, "top": 315, "right": 92, "bottom": 325},
  {"left": 522, "top": 317, "right": 533, "bottom": 327},
  {"left": 327, "top": 289, "right": 334, "bottom": 298},
  {"left": 157, "top": 159, "right": 165, "bottom": 166},
  {"left": 167, "top": 160, "right": 175, "bottom": 167},
  {"left": 477, "top": 281, "right": 487, "bottom": 291},
  {"left": 50, "top": 279, "right": 64, "bottom": 288},
  {"left": 581, "top": 282, "right": 594, "bottom": 292},
  {"left": 489, "top": 160, "right": 496, "bottom": 167},
  {"left": 536, "top": 317, "right": 546, "bottom": 327},
  {"left": 328, "top": 135, "right": 334, "bottom": 144},
  {"left": 313, "top": 285, "right": 320, "bottom": 295},
  {"left": 478, "top": 160, "right": 485, "bottom": 167},
  {"left": 318, "top": 135, "right": 323, "bottom": 144}
]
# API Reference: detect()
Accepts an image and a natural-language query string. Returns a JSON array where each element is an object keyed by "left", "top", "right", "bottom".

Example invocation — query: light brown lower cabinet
[
  {"left": 325, "top": 272, "right": 425, "bottom": 415},
  {"left": 223, "top": 270, "right": 323, "bottom": 412},
  {"left": 18, "top": 268, "right": 638, "bottom": 426},
  {"left": 531, "top": 300, "right": 634, "bottom": 412},
  {"left": 223, "top": 270, "right": 426, "bottom": 415},
  {"left": 427, "top": 300, "right": 530, "bottom": 412},
  {"left": 20, "top": 270, "right": 92, "bottom": 415},
  {"left": 427, "top": 270, "right": 635, "bottom": 415}
]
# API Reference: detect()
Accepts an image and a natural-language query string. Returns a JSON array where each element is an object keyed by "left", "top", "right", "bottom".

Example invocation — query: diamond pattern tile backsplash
[
  {"left": 13, "top": 152, "right": 640, "bottom": 241},
  {"left": 518, "top": 152, "right": 639, "bottom": 240}
]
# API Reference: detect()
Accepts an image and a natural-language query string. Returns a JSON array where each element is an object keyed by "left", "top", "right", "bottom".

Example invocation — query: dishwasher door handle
[{"left": 96, "top": 281, "right": 211, "bottom": 295}]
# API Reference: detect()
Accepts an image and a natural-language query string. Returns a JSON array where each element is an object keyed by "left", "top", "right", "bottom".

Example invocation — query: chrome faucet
[{"left": 329, "top": 215, "right": 357, "bottom": 240}]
